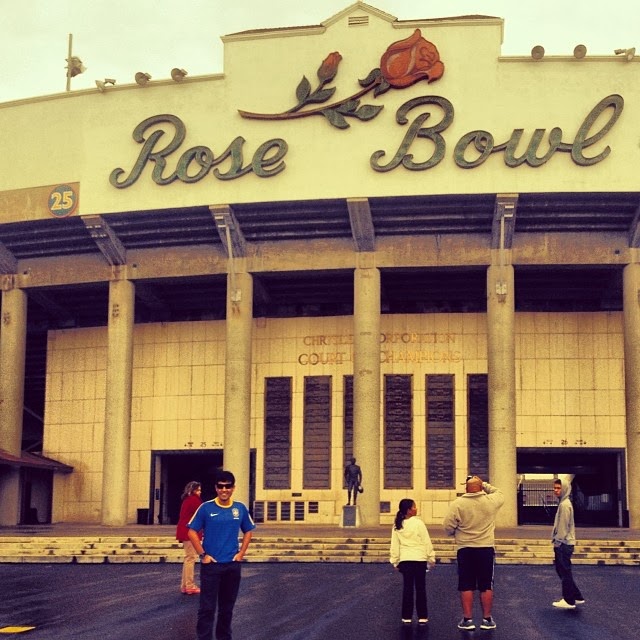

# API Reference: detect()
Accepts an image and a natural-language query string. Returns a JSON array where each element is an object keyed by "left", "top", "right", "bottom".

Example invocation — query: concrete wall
[{"left": 43, "top": 311, "right": 625, "bottom": 524}]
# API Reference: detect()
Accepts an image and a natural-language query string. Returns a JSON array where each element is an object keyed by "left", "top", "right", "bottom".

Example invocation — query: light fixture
[
  {"left": 531, "top": 45, "right": 545, "bottom": 60},
  {"left": 573, "top": 44, "right": 587, "bottom": 59},
  {"left": 171, "top": 68, "right": 188, "bottom": 82},
  {"left": 95, "top": 78, "right": 116, "bottom": 92},
  {"left": 614, "top": 47, "right": 636, "bottom": 61},
  {"left": 135, "top": 72, "right": 152, "bottom": 86},
  {"left": 65, "top": 34, "right": 85, "bottom": 92},
  {"left": 67, "top": 55, "right": 86, "bottom": 78}
]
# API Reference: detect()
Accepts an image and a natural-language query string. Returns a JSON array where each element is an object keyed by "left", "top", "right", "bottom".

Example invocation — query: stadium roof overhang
[{"left": 0, "top": 191, "right": 637, "bottom": 324}]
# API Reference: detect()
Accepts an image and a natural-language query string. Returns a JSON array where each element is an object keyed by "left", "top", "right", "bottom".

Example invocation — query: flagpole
[{"left": 66, "top": 34, "right": 73, "bottom": 92}]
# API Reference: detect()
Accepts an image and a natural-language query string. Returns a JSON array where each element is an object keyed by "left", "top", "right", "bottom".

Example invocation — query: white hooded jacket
[{"left": 390, "top": 516, "right": 435, "bottom": 567}]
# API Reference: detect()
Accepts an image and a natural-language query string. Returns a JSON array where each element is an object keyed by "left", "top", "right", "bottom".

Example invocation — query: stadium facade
[{"left": 1, "top": 3, "right": 639, "bottom": 529}]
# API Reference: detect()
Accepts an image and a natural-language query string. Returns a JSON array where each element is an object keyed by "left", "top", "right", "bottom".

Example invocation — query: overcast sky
[{"left": 1, "top": 0, "right": 639, "bottom": 103}]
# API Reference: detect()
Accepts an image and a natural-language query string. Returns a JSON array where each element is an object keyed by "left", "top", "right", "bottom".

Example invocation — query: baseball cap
[{"left": 460, "top": 475, "right": 474, "bottom": 486}]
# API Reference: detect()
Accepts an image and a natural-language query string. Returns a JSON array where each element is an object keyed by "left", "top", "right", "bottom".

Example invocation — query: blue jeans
[
  {"left": 554, "top": 543, "right": 584, "bottom": 605},
  {"left": 197, "top": 562, "right": 242, "bottom": 640},
  {"left": 398, "top": 561, "right": 428, "bottom": 619}
]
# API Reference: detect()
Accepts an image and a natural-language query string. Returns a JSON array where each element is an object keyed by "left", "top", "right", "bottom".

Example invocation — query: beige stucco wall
[
  {"left": 1, "top": 5, "right": 639, "bottom": 223},
  {"left": 44, "top": 310, "right": 625, "bottom": 524},
  {"left": 44, "top": 322, "right": 226, "bottom": 522},
  {"left": 516, "top": 313, "right": 626, "bottom": 448}
]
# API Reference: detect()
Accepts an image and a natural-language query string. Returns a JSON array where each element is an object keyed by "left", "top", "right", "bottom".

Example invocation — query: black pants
[
  {"left": 554, "top": 544, "right": 584, "bottom": 605},
  {"left": 197, "top": 562, "right": 241, "bottom": 640},
  {"left": 398, "top": 561, "right": 428, "bottom": 619}
]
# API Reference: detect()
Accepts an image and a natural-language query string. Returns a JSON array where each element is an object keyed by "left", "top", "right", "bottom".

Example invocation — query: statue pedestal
[{"left": 341, "top": 505, "right": 360, "bottom": 527}]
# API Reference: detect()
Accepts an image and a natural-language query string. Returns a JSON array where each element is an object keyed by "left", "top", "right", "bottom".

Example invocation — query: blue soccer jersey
[{"left": 188, "top": 499, "right": 256, "bottom": 563}]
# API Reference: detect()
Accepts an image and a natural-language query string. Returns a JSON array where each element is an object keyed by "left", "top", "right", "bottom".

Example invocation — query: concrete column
[
  {"left": 0, "top": 286, "right": 27, "bottom": 526},
  {"left": 623, "top": 260, "right": 640, "bottom": 528},
  {"left": 101, "top": 277, "right": 135, "bottom": 526},
  {"left": 486, "top": 263, "right": 517, "bottom": 526},
  {"left": 353, "top": 260, "right": 381, "bottom": 526},
  {"left": 224, "top": 266, "right": 253, "bottom": 507}
]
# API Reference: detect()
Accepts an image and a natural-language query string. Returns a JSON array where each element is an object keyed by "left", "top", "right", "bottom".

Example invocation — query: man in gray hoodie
[
  {"left": 551, "top": 477, "right": 585, "bottom": 609},
  {"left": 443, "top": 475, "right": 504, "bottom": 631}
]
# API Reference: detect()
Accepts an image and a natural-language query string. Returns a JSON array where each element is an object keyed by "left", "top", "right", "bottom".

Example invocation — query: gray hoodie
[{"left": 552, "top": 478, "right": 576, "bottom": 546}]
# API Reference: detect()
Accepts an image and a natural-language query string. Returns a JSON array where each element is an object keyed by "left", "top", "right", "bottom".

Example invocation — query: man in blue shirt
[{"left": 188, "top": 470, "right": 256, "bottom": 640}]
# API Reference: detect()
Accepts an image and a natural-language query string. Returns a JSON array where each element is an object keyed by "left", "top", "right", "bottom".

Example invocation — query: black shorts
[{"left": 457, "top": 547, "right": 495, "bottom": 592}]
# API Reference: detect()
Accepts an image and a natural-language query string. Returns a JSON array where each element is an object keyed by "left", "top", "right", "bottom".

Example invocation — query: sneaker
[
  {"left": 401, "top": 619, "right": 412, "bottom": 624},
  {"left": 481, "top": 617, "right": 497, "bottom": 629},
  {"left": 418, "top": 619, "right": 429, "bottom": 625},
  {"left": 552, "top": 599, "right": 576, "bottom": 609},
  {"left": 457, "top": 618, "right": 476, "bottom": 630},
  {"left": 575, "top": 599, "right": 585, "bottom": 605}
]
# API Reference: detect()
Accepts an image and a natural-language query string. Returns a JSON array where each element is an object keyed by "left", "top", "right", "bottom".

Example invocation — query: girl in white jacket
[{"left": 390, "top": 498, "right": 436, "bottom": 625}]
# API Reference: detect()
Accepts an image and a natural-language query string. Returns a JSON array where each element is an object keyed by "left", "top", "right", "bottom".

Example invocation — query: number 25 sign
[{"left": 48, "top": 184, "right": 78, "bottom": 218}]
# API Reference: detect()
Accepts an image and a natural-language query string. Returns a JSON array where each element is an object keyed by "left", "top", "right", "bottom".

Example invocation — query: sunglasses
[{"left": 216, "top": 483, "right": 234, "bottom": 490}]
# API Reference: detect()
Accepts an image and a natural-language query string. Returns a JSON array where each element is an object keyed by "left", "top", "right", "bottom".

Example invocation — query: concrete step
[{"left": 0, "top": 535, "right": 637, "bottom": 565}]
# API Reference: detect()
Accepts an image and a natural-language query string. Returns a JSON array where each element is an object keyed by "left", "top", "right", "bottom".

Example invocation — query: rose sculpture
[
  {"left": 317, "top": 51, "right": 343, "bottom": 84},
  {"left": 379, "top": 29, "right": 445, "bottom": 88},
  {"left": 238, "top": 29, "right": 444, "bottom": 129}
]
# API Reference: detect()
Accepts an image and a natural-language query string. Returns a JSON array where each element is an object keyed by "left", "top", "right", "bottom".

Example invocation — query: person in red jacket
[{"left": 176, "top": 481, "right": 203, "bottom": 594}]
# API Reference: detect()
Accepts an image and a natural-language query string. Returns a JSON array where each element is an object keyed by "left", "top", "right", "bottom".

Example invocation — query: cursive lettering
[
  {"left": 370, "top": 96, "right": 453, "bottom": 172},
  {"left": 372, "top": 94, "right": 623, "bottom": 172},
  {"left": 109, "top": 96, "right": 623, "bottom": 189},
  {"left": 110, "top": 114, "right": 288, "bottom": 188}
]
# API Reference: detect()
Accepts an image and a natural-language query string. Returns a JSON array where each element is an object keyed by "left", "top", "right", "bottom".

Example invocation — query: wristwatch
[{"left": 199, "top": 552, "right": 206, "bottom": 561}]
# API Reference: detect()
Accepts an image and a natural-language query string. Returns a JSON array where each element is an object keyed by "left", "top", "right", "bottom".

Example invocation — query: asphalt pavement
[{"left": 0, "top": 562, "right": 635, "bottom": 639}]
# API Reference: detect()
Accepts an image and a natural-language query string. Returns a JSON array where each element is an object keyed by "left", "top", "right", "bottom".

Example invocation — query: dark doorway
[
  {"left": 151, "top": 450, "right": 222, "bottom": 525},
  {"left": 517, "top": 448, "right": 626, "bottom": 527},
  {"left": 19, "top": 468, "right": 54, "bottom": 525},
  {"left": 149, "top": 450, "right": 256, "bottom": 525}
]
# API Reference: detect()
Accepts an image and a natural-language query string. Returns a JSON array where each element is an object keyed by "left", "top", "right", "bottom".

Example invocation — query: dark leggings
[{"left": 399, "top": 561, "right": 428, "bottom": 619}]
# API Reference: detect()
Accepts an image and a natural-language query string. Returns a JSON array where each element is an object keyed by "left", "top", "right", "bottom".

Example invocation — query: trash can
[{"left": 137, "top": 508, "right": 150, "bottom": 525}]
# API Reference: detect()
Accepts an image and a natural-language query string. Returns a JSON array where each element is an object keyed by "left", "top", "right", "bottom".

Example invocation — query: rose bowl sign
[{"left": 109, "top": 30, "right": 624, "bottom": 189}]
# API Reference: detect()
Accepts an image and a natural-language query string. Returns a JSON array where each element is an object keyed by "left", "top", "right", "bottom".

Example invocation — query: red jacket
[{"left": 176, "top": 494, "right": 203, "bottom": 541}]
